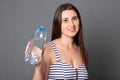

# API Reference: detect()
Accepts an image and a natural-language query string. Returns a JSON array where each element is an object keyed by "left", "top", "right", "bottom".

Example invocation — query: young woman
[{"left": 26, "top": 3, "right": 88, "bottom": 80}]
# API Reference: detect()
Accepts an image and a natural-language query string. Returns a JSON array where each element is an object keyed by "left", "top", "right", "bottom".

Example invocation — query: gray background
[{"left": 0, "top": 0, "right": 120, "bottom": 80}]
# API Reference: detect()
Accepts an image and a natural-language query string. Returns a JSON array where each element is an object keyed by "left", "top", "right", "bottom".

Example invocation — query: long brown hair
[{"left": 51, "top": 3, "right": 88, "bottom": 70}]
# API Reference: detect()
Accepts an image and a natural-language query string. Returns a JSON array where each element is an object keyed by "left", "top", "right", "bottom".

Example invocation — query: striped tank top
[{"left": 48, "top": 42, "right": 88, "bottom": 80}]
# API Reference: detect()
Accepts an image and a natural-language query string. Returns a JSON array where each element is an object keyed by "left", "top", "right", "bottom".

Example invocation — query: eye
[
  {"left": 63, "top": 19, "right": 68, "bottom": 22},
  {"left": 73, "top": 16, "right": 78, "bottom": 20}
]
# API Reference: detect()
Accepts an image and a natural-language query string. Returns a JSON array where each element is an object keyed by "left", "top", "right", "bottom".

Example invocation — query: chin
[{"left": 68, "top": 33, "right": 77, "bottom": 37}]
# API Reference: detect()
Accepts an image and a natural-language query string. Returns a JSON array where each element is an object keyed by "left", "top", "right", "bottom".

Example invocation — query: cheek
[
  {"left": 76, "top": 22, "right": 80, "bottom": 29},
  {"left": 61, "top": 23, "right": 67, "bottom": 30},
  {"left": 61, "top": 22, "right": 67, "bottom": 27},
  {"left": 76, "top": 23, "right": 80, "bottom": 33},
  {"left": 76, "top": 20, "right": 80, "bottom": 26}
]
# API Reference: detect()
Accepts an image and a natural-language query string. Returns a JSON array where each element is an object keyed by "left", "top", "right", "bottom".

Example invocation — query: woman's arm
[
  {"left": 32, "top": 43, "right": 51, "bottom": 80},
  {"left": 32, "top": 63, "right": 43, "bottom": 80}
]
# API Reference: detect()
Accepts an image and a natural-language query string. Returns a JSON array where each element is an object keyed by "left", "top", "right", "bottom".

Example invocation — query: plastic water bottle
[{"left": 25, "top": 25, "right": 47, "bottom": 65}]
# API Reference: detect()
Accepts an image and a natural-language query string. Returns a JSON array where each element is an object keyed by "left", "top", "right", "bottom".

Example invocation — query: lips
[{"left": 68, "top": 28, "right": 76, "bottom": 32}]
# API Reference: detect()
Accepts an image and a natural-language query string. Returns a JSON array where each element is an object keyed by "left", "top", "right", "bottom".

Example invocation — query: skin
[{"left": 29, "top": 10, "right": 83, "bottom": 80}]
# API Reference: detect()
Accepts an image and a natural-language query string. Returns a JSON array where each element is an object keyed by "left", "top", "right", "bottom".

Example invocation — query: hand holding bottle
[{"left": 24, "top": 26, "right": 47, "bottom": 65}]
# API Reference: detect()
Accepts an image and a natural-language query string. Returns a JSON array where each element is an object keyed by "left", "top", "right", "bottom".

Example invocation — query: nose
[{"left": 69, "top": 20, "right": 75, "bottom": 27}]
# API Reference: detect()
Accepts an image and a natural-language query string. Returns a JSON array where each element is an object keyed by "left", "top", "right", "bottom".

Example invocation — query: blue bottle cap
[{"left": 39, "top": 25, "right": 45, "bottom": 32}]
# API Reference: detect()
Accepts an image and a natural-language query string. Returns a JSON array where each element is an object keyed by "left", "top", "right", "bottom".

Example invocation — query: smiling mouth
[{"left": 68, "top": 28, "right": 76, "bottom": 32}]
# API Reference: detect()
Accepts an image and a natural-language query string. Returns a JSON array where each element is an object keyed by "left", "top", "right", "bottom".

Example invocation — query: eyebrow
[
  {"left": 62, "top": 15, "right": 78, "bottom": 19},
  {"left": 72, "top": 15, "right": 78, "bottom": 18}
]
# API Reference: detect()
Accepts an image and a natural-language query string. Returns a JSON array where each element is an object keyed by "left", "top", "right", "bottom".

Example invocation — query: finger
[{"left": 25, "top": 41, "right": 31, "bottom": 54}]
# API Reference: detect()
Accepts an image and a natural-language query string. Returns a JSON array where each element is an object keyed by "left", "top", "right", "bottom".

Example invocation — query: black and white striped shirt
[{"left": 48, "top": 42, "right": 88, "bottom": 80}]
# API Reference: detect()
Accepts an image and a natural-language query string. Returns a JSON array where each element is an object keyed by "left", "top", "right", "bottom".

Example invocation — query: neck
[{"left": 58, "top": 36, "right": 74, "bottom": 48}]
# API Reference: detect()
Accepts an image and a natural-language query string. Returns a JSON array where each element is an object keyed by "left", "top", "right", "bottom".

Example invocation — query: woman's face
[{"left": 61, "top": 10, "right": 80, "bottom": 38}]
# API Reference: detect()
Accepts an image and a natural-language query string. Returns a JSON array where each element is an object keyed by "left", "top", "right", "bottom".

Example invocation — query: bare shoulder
[
  {"left": 43, "top": 42, "right": 53, "bottom": 52},
  {"left": 43, "top": 42, "right": 53, "bottom": 58}
]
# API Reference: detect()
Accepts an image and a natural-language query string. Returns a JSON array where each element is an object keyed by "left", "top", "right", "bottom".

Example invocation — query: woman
[{"left": 28, "top": 3, "right": 88, "bottom": 80}]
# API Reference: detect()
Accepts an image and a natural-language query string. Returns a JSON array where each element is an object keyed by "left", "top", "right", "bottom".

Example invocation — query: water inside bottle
[
  {"left": 34, "top": 38, "right": 45, "bottom": 49},
  {"left": 25, "top": 45, "right": 42, "bottom": 65}
]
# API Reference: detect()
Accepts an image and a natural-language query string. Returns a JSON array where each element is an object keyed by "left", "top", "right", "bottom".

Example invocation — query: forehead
[{"left": 62, "top": 10, "right": 77, "bottom": 18}]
